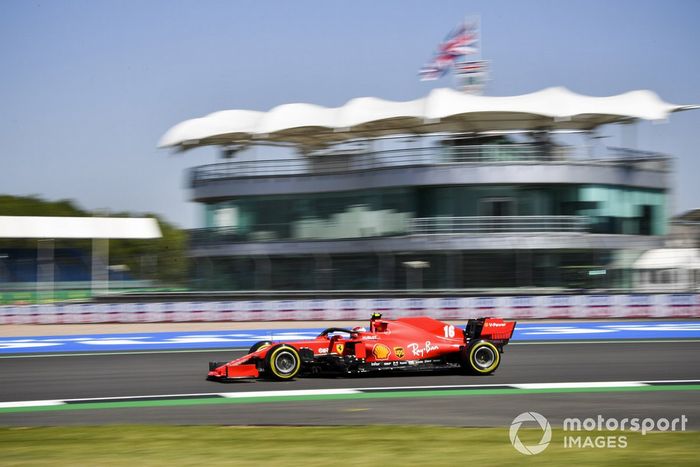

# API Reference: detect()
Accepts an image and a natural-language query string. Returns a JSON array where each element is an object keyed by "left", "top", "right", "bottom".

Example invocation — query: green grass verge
[{"left": 0, "top": 425, "right": 698, "bottom": 466}]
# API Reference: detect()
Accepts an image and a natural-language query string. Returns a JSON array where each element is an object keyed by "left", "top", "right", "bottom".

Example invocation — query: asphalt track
[{"left": 1, "top": 340, "right": 699, "bottom": 427}]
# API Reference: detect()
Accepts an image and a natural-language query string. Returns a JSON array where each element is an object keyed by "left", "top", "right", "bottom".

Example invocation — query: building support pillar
[
  {"left": 37, "top": 238, "right": 54, "bottom": 303},
  {"left": 314, "top": 254, "right": 332, "bottom": 290},
  {"left": 254, "top": 255, "right": 271, "bottom": 290},
  {"left": 516, "top": 249, "right": 533, "bottom": 287},
  {"left": 91, "top": 238, "right": 109, "bottom": 297},
  {"left": 447, "top": 251, "right": 463, "bottom": 289},
  {"left": 379, "top": 253, "right": 395, "bottom": 289}
]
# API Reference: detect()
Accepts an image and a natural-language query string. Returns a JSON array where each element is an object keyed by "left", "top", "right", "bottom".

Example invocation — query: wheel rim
[
  {"left": 275, "top": 351, "right": 297, "bottom": 374},
  {"left": 473, "top": 346, "right": 496, "bottom": 369}
]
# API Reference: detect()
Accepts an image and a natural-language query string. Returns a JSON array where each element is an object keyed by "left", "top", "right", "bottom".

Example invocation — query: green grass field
[{"left": 1, "top": 426, "right": 698, "bottom": 466}]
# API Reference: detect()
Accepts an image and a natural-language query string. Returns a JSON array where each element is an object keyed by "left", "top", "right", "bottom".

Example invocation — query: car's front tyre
[{"left": 265, "top": 344, "right": 301, "bottom": 380}]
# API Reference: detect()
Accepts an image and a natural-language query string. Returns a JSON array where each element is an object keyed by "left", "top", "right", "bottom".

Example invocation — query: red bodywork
[{"left": 207, "top": 315, "right": 516, "bottom": 381}]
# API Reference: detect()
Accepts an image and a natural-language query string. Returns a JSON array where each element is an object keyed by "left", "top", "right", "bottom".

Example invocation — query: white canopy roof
[
  {"left": 159, "top": 87, "right": 697, "bottom": 150},
  {"left": 633, "top": 248, "right": 700, "bottom": 270},
  {"left": 0, "top": 216, "right": 162, "bottom": 239}
]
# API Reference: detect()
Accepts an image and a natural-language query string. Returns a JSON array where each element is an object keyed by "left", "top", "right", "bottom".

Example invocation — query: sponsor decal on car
[
  {"left": 372, "top": 343, "right": 391, "bottom": 360},
  {"left": 394, "top": 347, "right": 405, "bottom": 359},
  {"left": 318, "top": 347, "right": 329, "bottom": 354},
  {"left": 335, "top": 343, "right": 344, "bottom": 354},
  {"left": 407, "top": 341, "right": 439, "bottom": 358}
]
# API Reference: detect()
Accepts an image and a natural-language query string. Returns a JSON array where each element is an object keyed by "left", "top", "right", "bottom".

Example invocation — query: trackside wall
[{"left": 0, "top": 294, "right": 698, "bottom": 324}]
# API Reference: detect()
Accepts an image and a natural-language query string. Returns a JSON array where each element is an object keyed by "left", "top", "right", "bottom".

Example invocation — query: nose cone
[{"left": 207, "top": 362, "right": 227, "bottom": 379}]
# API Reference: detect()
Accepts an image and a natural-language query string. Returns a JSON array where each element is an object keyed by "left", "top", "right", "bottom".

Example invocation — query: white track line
[
  {"left": 3, "top": 380, "right": 700, "bottom": 410},
  {"left": 219, "top": 388, "right": 361, "bottom": 398},
  {"left": 512, "top": 381, "right": 648, "bottom": 389},
  {"left": 0, "top": 400, "right": 64, "bottom": 409}
]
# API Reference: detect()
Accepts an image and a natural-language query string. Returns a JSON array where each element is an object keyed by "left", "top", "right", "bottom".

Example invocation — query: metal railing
[
  {"left": 410, "top": 216, "right": 589, "bottom": 235},
  {"left": 189, "top": 215, "right": 590, "bottom": 247},
  {"left": 190, "top": 144, "right": 669, "bottom": 186}
]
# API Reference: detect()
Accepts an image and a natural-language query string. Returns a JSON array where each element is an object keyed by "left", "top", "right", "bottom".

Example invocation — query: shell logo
[{"left": 372, "top": 343, "right": 391, "bottom": 360}]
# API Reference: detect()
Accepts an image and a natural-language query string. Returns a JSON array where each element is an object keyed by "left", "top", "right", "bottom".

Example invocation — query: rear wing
[{"left": 465, "top": 317, "right": 516, "bottom": 344}]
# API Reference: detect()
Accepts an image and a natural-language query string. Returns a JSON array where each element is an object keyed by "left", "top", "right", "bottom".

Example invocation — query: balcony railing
[
  {"left": 190, "top": 144, "right": 669, "bottom": 186},
  {"left": 410, "top": 216, "right": 589, "bottom": 235},
  {"left": 189, "top": 215, "right": 590, "bottom": 247}
]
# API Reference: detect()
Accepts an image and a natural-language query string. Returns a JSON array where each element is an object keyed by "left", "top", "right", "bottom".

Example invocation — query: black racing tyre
[
  {"left": 463, "top": 340, "right": 501, "bottom": 375},
  {"left": 248, "top": 340, "right": 273, "bottom": 355},
  {"left": 265, "top": 344, "right": 301, "bottom": 380}
]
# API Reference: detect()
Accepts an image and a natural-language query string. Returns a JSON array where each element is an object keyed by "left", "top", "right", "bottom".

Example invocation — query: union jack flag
[
  {"left": 439, "top": 22, "right": 479, "bottom": 57},
  {"left": 419, "top": 20, "right": 480, "bottom": 81}
]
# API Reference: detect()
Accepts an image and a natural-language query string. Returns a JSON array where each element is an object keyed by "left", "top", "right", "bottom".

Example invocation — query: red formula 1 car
[{"left": 207, "top": 314, "right": 516, "bottom": 381}]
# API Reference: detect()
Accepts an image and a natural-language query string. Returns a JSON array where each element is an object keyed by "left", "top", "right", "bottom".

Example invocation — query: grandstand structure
[
  {"left": 160, "top": 87, "right": 698, "bottom": 292},
  {"left": 0, "top": 216, "right": 161, "bottom": 302}
]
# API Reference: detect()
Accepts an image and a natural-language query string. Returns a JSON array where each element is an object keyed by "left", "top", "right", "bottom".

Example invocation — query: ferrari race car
[{"left": 207, "top": 314, "right": 516, "bottom": 381}]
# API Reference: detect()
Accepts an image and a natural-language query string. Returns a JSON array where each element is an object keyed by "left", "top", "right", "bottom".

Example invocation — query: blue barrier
[{"left": 1, "top": 321, "right": 699, "bottom": 354}]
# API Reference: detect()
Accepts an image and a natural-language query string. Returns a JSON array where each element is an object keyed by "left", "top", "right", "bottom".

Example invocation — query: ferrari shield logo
[
  {"left": 394, "top": 347, "right": 405, "bottom": 359},
  {"left": 335, "top": 343, "right": 344, "bottom": 354}
]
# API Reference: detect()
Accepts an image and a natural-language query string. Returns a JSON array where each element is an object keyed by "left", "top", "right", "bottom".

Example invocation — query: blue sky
[{"left": 1, "top": 0, "right": 698, "bottom": 228}]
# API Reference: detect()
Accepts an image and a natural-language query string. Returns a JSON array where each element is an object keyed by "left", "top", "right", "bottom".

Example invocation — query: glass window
[
  {"left": 577, "top": 185, "right": 665, "bottom": 235},
  {"left": 479, "top": 197, "right": 515, "bottom": 216},
  {"left": 202, "top": 184, "right": 666, "bottom": 240}
]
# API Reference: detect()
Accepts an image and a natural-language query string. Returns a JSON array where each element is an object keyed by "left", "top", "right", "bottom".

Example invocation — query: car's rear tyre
[
  {"left": 265, "top": 344, "right": 301, "bottom": 380},
  {"left": 248, "top": 340, "right": 273, "bottom": 355},
  {"left": 463, "top": 340, "right": 501, "bottom": 375}
]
